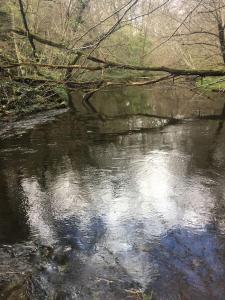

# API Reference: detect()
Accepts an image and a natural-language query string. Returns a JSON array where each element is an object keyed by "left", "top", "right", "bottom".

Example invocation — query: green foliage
[
  {"left": 0, "top": 80, "right": 68, "bottom": 118},
  {"left": 53, "top": 85, "right": 69, "bottom": 103},
  {"left": 196, "top": 76, "right": 225, "bottom": 91},
  {"left": 108, "top": 27, "right": 152, "bottom": 66}
]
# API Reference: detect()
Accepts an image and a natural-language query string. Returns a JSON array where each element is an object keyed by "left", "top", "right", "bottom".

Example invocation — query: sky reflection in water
[
  {"left": 17, "top": 122, "right": 225, "bottom": 298},
  {"left": 1, "top": 86, "right": 225, "bottom": 298}
]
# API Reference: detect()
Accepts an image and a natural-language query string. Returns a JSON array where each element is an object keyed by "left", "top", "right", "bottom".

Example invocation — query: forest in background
[{"left": 1, "top": 0, "right": 225, "bottom": 117}]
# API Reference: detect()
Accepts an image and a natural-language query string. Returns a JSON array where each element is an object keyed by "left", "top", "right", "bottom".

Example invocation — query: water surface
[{"left": 0, "top": 85, "right": 225, "bottom": 299}]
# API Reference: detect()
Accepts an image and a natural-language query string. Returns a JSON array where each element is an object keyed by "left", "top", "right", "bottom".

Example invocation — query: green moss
[
  {"left": 196, "top": 76, "right": 225, "bottom": 91},
  {"left": 53, "top": 85, "right": 69, "bottom": 103}
]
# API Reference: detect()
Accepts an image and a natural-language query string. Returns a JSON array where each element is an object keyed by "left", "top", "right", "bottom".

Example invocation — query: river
[{"left": 0, "top": 84, "right": 225, "bottom": 299}]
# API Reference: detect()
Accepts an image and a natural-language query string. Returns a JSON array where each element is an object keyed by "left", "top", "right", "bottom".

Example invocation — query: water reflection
[
  {"left": 149, "top": 225, "right": 225, "bottom": 299},
  {"left": 88, "top": 85, "right": 225, "bottom": 119},
  {"left": 0, "top": 86, "right": 225, "bottom": 298},
  {"left": 0, "top": 168, "right": 29, "bottom": 243}
]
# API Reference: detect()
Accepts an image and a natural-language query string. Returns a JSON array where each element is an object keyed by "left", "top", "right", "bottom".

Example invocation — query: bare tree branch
[
  {"left": 144, "top": 0, "right": 204, "bottom": 57},
  {"left": 18, "top": 0, "right": 38, "bottom": 60}
]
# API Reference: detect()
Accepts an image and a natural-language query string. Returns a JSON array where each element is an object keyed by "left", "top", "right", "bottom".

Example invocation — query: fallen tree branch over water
[
  {"left": 8, "top": 74, "right": 175, "bottom": 89},
  {"left": 2, "top": 61, "right": 225, "bottom": 77}
]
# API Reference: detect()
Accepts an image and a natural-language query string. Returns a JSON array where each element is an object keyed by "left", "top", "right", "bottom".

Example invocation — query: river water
[{"left": 0, "top": 85, "right": 225, "bottom": 299}]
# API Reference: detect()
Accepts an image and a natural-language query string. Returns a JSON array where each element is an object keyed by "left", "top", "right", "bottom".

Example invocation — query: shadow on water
[
  {"left": 147, "top": 225, "right": 225, "bottom": 300},
  {"left": 54, "top": 215, "right": 107, "bottom": 252},
  {"left": 0, "top": 170, "right": 30, "bottom": 243},
  {"left": 1, "top": 85, "right": 225, "bottom": 299}
]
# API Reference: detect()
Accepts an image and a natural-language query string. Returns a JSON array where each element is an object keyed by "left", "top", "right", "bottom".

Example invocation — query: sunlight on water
[{"left": 1, "top": 87, "right": 225, "bottom": 299}]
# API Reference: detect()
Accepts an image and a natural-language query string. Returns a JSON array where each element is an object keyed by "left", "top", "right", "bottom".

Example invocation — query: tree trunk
[
  {"left": 0, "top": 0, "right": 14, "bottom": 77},
  {"left": 217, "top": 21, "right": 225, "bottom": 64},
  {"left": 18, "top": 0, "right": 38, "bottom": 60},
  {"left": 0, "top": 1, "right": 12, "bottom": 58}
]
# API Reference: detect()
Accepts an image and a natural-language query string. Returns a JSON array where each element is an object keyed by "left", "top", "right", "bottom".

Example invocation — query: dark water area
[{"left": 1, "top": 85, "right": 225, "bottom": 299}]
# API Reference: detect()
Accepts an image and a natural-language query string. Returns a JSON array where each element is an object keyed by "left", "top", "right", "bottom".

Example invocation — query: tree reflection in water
[{"left": 1, "top": 87, "right": 225, "bottom": 299}]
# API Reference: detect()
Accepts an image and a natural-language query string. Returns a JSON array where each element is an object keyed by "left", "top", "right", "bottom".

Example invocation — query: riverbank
[
  {"left": 0, "top": 79, "right": 69, "bottom": 122},
  {"left": 1, "top": 77, "right": 225, "bottom": 124}
]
